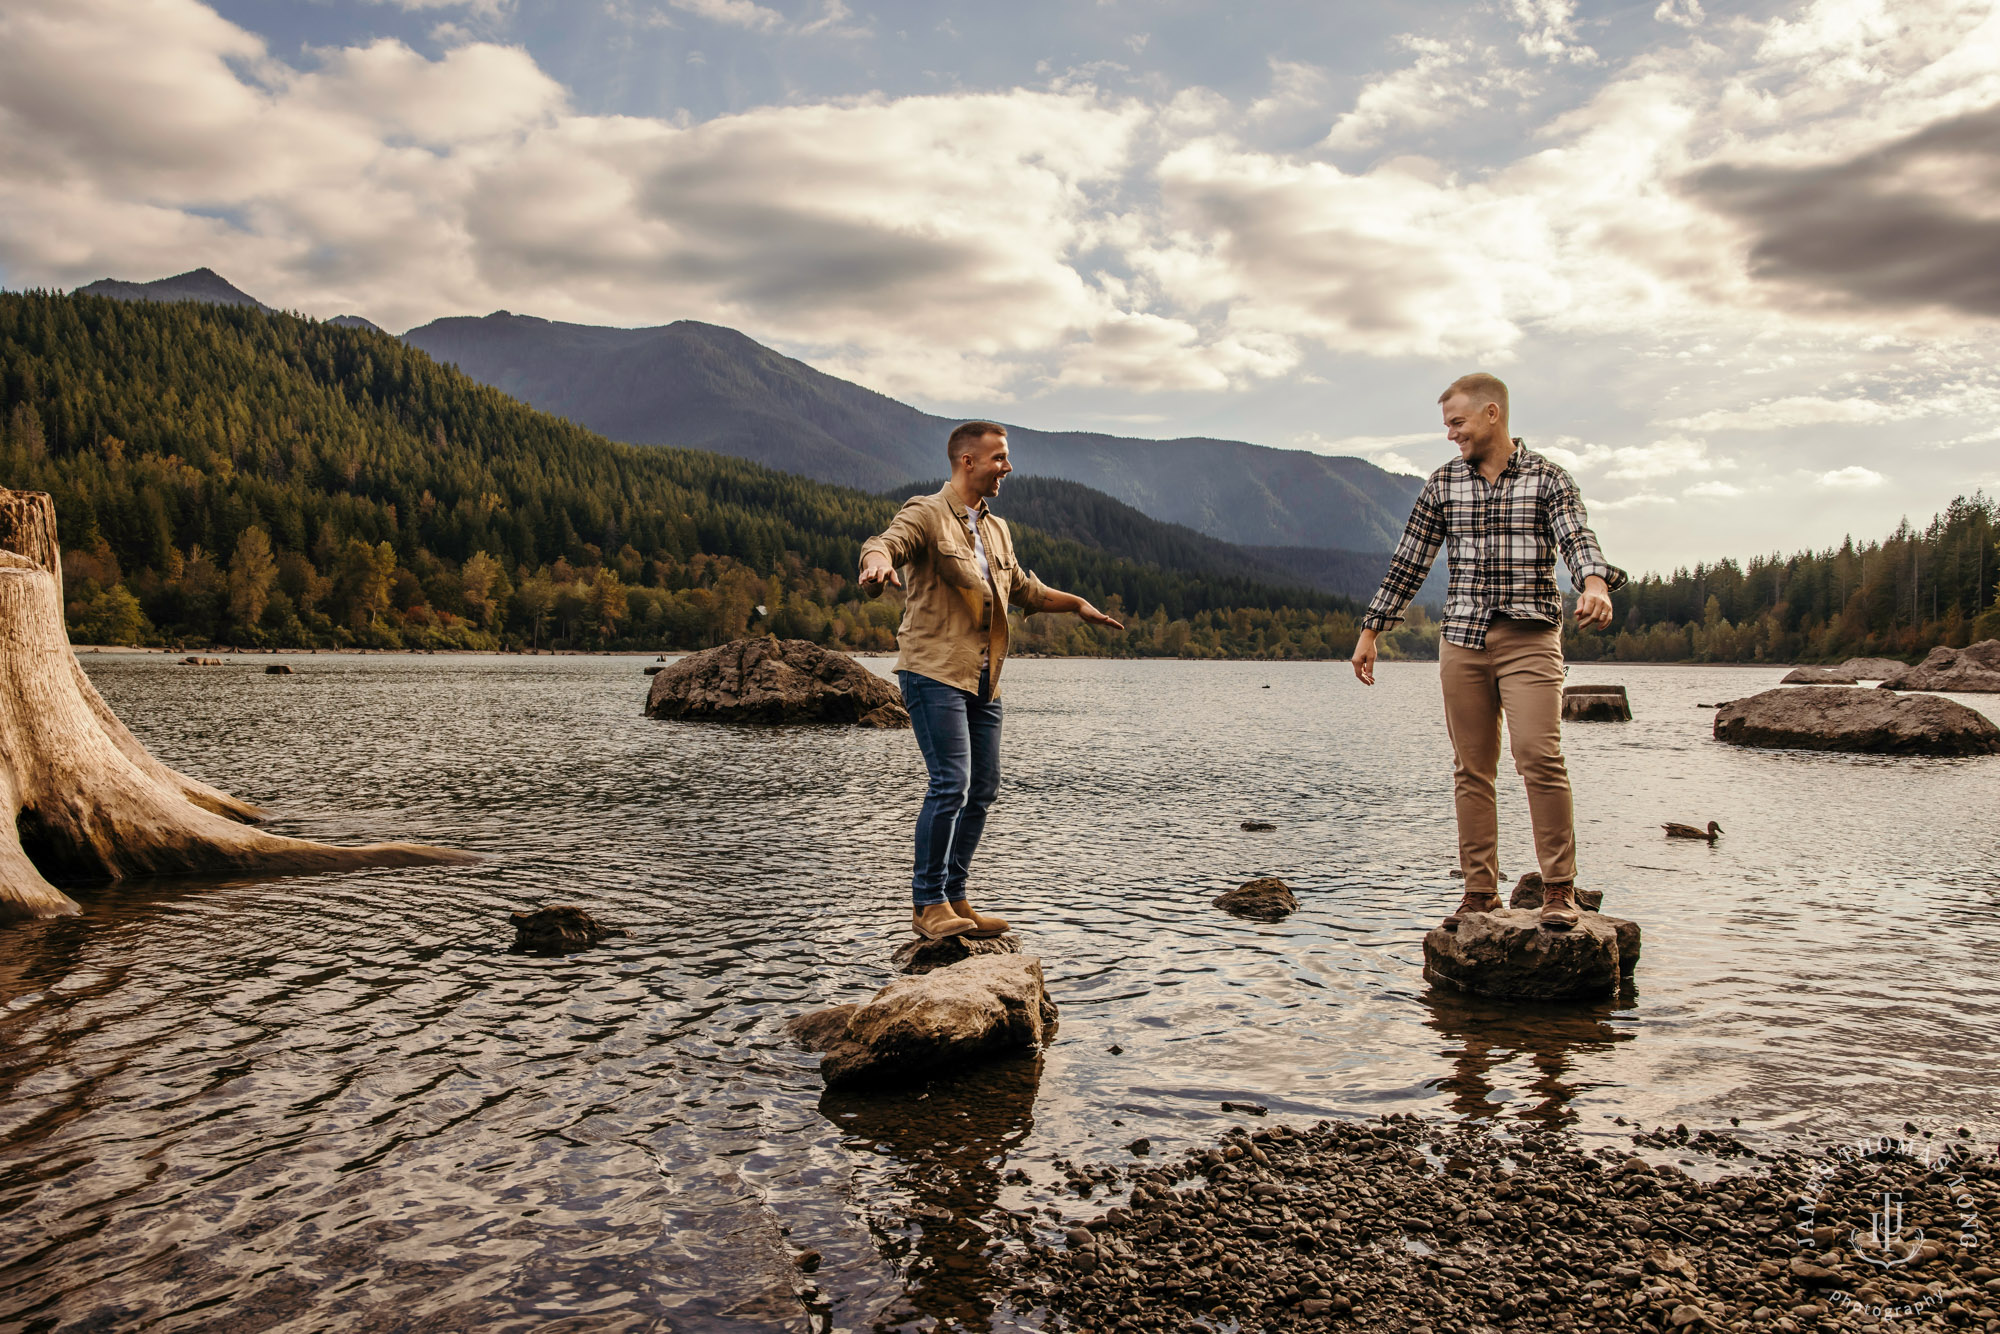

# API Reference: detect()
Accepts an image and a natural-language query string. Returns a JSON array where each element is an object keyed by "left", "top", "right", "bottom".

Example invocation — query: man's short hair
[
  {"left": 1438, "top": 373, "right": 1508, "bottom": 416},
  {"left": 947, "top": 421, "right": 1007, "bottom": 466}
]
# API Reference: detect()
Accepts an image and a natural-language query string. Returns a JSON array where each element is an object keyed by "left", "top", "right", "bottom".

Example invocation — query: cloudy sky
[{"left": 3, "top": 0, "right": 1998, "bottom": 573}]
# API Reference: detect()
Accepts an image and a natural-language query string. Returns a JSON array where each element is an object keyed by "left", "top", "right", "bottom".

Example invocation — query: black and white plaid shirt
[{"left": 1362, "top": 440, "right": 1626, "bottom": 650}]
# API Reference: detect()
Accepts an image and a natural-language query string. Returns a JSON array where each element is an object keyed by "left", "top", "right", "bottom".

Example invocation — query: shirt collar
[{"left": 939, "top": 483, "right": 988, "bottom": 520}]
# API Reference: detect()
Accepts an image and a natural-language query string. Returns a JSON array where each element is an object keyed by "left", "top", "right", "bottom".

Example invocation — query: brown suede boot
[
  {"left": 912, "top": 903, "right": 977, "bottom": 940},
  {"left": 948, "top": 897, "right": 1009, "bottom": 938},
  {"left": 1539, "top": 880, "right": 1581, "bottom": 931},
  {"left": 1442, "top": 891, "right": 1502, "bottom": 932}
]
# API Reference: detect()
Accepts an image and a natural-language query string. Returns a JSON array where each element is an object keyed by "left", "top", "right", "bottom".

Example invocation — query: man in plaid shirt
[{"left": 1352, "top": 373, "right": 1624, "bottom": 933}]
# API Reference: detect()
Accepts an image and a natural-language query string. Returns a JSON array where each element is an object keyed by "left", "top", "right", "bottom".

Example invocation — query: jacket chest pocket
[{"left": 933, "top": 537, "right": 986, "bottom": 591}]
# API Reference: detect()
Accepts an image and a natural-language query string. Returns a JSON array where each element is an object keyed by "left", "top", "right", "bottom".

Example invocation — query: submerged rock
[
  {"left": 510, "top": 905, "right": 626, "bottom": 954},
  {"left": 1714, "top": 686, "right": 2000, "bottom": 756},
  {"left": 1878, "top": 638, "right": 2000, "bottom": 693},
  {"left": 1780, "top": 665, "right": 1856, "bottom": 685},
  {"left": 890, "top": 931, "right": 1021, "bottom": 975},
  {"left": 264, "top": 664, "right": 295, "bottom": 675},
  {"left": 1211, "top": 876, "right": 1298, "bottom": 921},
  {"left": 791, "top": 954, "right": 1059, "bottom": 1087},
  {"left": 645, "top": 636, "right": 909, "bottom": 727},
  {"left": 1239, "top": 820, "right": 1277, "bottom": 832},
  {"left": 1423, "top": 907, "right": 1636, "bottom": 1000}
]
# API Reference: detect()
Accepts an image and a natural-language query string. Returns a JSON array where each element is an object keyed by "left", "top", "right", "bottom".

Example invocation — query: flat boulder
[
  {"left": 510, "top": 905, "right": 626, "bottom": 954},
  {"left": 1562, "top": 684, "right": 1631, "bottom": 721},
  {"left": 1780, "top": 666, "right": 1856, "bottom": 685},
  {"left": 1423, "top": 908, "right": 1636, "bottom": 1000},
  {"left": 1211, "top": 876, "right": 1298, "bottom": 921},
  {"left": 1837, "top": 657, "right": 1907, "bottom": 680},
  {"left": 645, "top": 636, "right": 909, "bottom": 727},
  {"left": 1714, "top": 686, "right": 2000, "bottom": 756},
  {"left": 1878, "top": 639, "right": 2000, "bottom": 694},
  {"left": 890, "top": 931, "right": 1022, "bottom": 975},
  {"left": 789, "top": 954, "right": 1059, "bottom": 1087}
]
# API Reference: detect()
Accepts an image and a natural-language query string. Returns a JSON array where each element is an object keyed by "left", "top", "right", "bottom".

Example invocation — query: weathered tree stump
[{"left": 0, "top": 488, "right": 473, "bottom": 921}]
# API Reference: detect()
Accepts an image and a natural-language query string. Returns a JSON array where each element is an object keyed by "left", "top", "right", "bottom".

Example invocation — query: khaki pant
[{"left": 1439, "top": 618, "right": 1575, "bottom": 895}]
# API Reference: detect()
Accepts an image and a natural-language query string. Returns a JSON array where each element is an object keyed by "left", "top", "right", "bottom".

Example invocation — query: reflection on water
[
  {"left": 1, "top": 653, "right": 1996, "bottom": 1331},
  {"left": 1420, "top": 987, "right": 1635, "bottom": 1127},
  {"left": 818, "top": 1057, "right": 1043, "bottom": 1333}
]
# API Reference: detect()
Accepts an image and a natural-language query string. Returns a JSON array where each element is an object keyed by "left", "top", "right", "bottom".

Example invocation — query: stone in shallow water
[
  {"left": 1211, "top": 876, "right": 1297, "bottom": 921},
  {"left": 1714, "top": 686, "right": 2000, "bottom": 756},
  {"left": 890, "top": 931, "right": 1021, "bottom": 975},
  {"left": 1879, "top": 638, "right": 2000, "bottom": 693},
  {"left": 1780, "top": 666, "right": 1857, "bottom": 685},
  {"left": 1562, "top": 684, "right": 1631, "bottom": 721},
  {"left": 1422, "top": 908, "right": 1636, "bottom": 1000},
  {"left": 787, "top": 954, "right": 1059, "bottom": 1087},
  {"left": 644, "top": 636, "right": 908, "bottom": 727},
  {"left": 509, "top": 905, "right": 626, "bottom": 954}
]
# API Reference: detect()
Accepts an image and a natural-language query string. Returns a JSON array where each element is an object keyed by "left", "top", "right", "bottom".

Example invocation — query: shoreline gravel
[{"left": 1000, "top": 1115, "right": 2000, "bottom": 1333}]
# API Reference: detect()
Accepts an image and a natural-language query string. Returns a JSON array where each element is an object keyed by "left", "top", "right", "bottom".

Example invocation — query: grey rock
[
  {"left": 1422, "top": 907, "right": 1632, "bottom": 1000},
  {"left": 264, "top": 664, "right": 295, "bottom": 674},
  {"left": 1714, "top": 686, "right": 2000, "bottom": 756},
  {"left": 1878, "top": 638, "right": 2000, "bottom": 693},
  {"left": 645, "top": 636, "right": 909, "bottom": 726},
  {"left": 1563, "top": 684, "right": 1631, "bottom": 721},
  {"left": 890, "top": 931, "right": 1022, "bottom": 975},
  {"left": 1508, "top": 871, "right": 1605, "bottom": 912},
  {"left": 1836, "top": 656, "right": 1907, "bottom": 680},
  {"left": 509, "top": 904, "right": 626, "bottom": 954},
  {"left": 814, "top": 954, "right": 1059, "bottom": 1087},
  {"left": 1211, "top": 876, "right": 1298, "bottom": 921},
  {"left": 1780, "top": 666, "right": 1856, "bottom": 685}
]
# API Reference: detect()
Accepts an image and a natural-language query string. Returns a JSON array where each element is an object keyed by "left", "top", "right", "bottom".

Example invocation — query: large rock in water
[
  {"left": 645, "top": 637, "right": 908, "bottom": 726},
  {"left": 1211, "top": 876, "right": 1298, "bottom": 921},
  {"left": 1878, "top": 639, "right": 2000, "bottom": 694},
  {"left": 1837, "top": 657, "right": 1907, "bottom": 680},
  {"left": 890, "top": 931, "right": 1022, "bottom": 975},
  {"left": 788, "top": 954, "right": 1059, "bottom": 1087},
  {"left": 1781, "top": 665, "right": 1856, "bottom": 685},
  {"left": 1423, "top": 908, "right": 1637, "bottom": 1001},
  {"left": 1714, "top": 686, "right": 2000, "bottom": 756}
]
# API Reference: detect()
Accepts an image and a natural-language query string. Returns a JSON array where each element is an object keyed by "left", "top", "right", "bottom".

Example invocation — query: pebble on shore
[{"left": 1002, "top": 1115, "right": 2000, "bottom": 1333}]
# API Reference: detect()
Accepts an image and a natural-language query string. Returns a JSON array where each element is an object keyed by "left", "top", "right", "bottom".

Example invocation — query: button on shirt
[{"left": 1361, "top": 440, "right": 1627, "bottom": 650}]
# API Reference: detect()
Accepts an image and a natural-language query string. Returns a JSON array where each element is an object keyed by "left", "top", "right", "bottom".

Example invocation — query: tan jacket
[{"left": 860, "top": 485, "right": 1051, "bottom": 698}]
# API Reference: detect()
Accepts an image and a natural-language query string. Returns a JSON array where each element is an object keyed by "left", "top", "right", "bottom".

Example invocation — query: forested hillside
[
  {"left": 1563, "top": 495, "right": 1999, "bottom": 664},
  {"left": 0, "top": 293, "right": 1367, "bottom": 659}
]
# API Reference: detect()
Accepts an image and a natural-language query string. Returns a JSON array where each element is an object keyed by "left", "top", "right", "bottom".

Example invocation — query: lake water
[{"left": 3, "top": 654, "right": 1997, "bottom": 1332}]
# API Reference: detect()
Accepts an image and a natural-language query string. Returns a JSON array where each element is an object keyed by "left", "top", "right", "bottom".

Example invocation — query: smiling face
[
  {"left": 955, "top": 431, "right": 1014, "bottom": 500},
  {"left": 1441, "top": 392, "right": 1508, "bottom": 465}
]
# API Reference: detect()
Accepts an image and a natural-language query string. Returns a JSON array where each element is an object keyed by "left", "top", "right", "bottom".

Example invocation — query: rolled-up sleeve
[
  {"left": 1008, "top": 564, "right": 1050, "bottom": 611},
  {"left": 859, "top": 498, "right": 929, "bottom": 573},
  {"left": 1361, "top": 477, "right": 1447, "bottom": 632},
  {"left": 1547, "top": 470, "right": 1626, "bottom": 593}
]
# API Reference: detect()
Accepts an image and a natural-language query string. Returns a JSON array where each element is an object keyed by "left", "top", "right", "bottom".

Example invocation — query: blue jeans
[{"left": 899, "top": 670, "right": 1002, "bottom": 907}]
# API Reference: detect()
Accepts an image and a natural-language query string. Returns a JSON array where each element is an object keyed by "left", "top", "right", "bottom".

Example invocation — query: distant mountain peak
[
  {"left": 328, "top": 314, "right": 385, "bottom": 334},
  {"left": 76, "top": 268, "right": 270, "bottom": 311}
]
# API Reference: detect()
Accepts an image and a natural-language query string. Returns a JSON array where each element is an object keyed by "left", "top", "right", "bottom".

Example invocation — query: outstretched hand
[
  {"left": 1079, "top": 603, "right": 1124, "bottom": 630},
  {"left": 858, "top": 552, "right": 902, "bottom": 592}
]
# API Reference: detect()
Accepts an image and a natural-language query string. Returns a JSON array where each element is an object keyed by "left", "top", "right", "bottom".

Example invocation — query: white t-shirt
[{"left": 964, "top": 509, "right": 992, "bottom": 586}]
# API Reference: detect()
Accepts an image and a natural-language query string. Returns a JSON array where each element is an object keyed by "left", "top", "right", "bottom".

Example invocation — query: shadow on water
[
  {"left": 1418, "top": 984, "right": 1636, "bottom": 1128},
  {"left": 818, "top": 1056, "right": 1043, "bottom": 1333}
]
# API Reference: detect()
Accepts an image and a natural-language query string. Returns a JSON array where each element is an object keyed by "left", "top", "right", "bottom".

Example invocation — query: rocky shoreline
[{"left": 1000, "top": 1116, "right": 2000, "bottom": 1333}]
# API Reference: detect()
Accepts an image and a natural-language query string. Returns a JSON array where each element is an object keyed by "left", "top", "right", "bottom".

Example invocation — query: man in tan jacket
[{"left": 860, "top": 422, "right": 1123, "bottom": 941}]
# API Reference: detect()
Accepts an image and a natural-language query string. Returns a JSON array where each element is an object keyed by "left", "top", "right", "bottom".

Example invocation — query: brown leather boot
[
  {"left": 912, "top": 903, "right": 976, "bottom": 940},
  {"left": 948, "top": 897, "right": 1010, "bottom": 938},
  {"left": 1539, "top": 880, "right": 1581, "bottom": 931},
  {"left": 1442, "top": 891, "right": 1502, "bottom": 932}
]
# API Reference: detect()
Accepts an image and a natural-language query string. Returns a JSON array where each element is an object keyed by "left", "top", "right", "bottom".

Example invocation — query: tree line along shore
[{"left": 2, "top": 291, "right": 1995, "bottom": 665}]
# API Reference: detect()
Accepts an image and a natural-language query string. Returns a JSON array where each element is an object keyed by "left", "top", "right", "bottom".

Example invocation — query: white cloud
[
  {"left": 1663, "top": 395, "right": 1930, "bottom": 431},
  {"left": 666, "top": 0, "right": 782, "bottom": 32},
  {"left": 369, "top": 0, "right": 508, "bottom": 12},
  {"left": 1683, "top": 479, "right": 1744, "bottom": 498},
  {"left": 1509, "top": 0, "right": 1598, "bottom": 64},
  {"left": 1653, "top": 0, "right": 1703, "bottom": 28},
  {"left": 1816, "top": 465, "right": 1887, "bottom": 489},
  {"left": 1321, "top": 37, "right": 1524, "bottom": 151},
  {"left": 1538, "top": 435, "right": 1733, "bottom": 481},
  {"left": 1595, "top": 491, "right": 1677, "bottom": 510}
]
